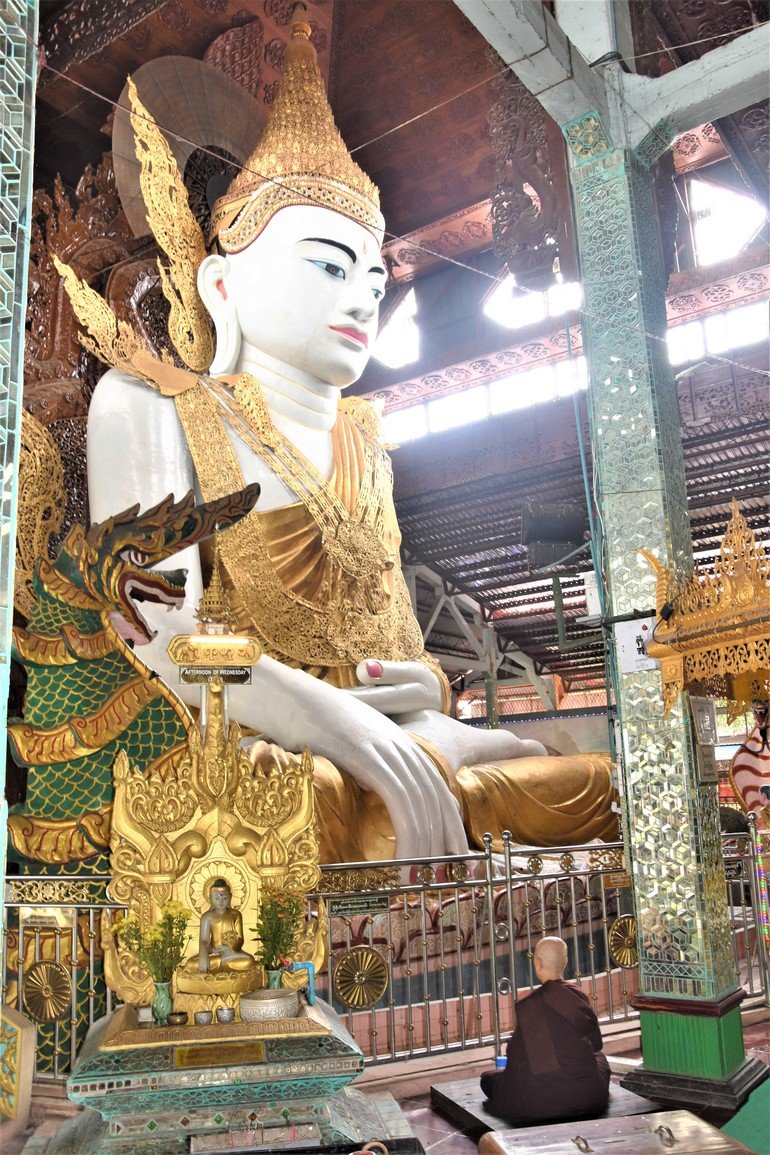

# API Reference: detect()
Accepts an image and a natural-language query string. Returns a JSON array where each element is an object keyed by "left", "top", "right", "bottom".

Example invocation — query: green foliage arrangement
[
  {"left": 254, "top": 888, "right": 303, "bottom": 970},
  {"left": 113, "top": 900, "right": 191, "bottom": 982}
]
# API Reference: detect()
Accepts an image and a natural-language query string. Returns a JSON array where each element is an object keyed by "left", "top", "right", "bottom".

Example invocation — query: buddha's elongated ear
[{"left": 197, "top": 253, "right": 241, "bottom": 375}]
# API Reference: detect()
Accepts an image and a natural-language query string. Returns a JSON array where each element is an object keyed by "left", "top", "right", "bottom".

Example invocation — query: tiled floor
[
  {"left": 395, "top": 1020, "right": 770, "bottom": 1155},
  {"left": 400, "top": 1097, "right": 479, "bottom": 1155},
  {"left": 743, "top": 1019, "right": 770, "bottom": 1066}
]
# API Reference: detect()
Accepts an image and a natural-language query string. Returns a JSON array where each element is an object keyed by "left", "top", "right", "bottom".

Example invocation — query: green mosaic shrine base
[
  {"left": 67, "top": 1000, "right": 366, "bottom": 1142},
  {"left": 48, "top": 1087, "right": 420, "bottom": 1154}
]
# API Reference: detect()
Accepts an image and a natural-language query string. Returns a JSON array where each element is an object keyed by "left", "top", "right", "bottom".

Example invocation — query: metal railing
[
  {"left": 3, "top": 832, "right": 768, "bottom": 1081},
  {"left": 311, "top": 836, "right": 635, "bottom": 1065},
  {"left": 722, "top": 822, "right": 770, "bottom": 1005}
]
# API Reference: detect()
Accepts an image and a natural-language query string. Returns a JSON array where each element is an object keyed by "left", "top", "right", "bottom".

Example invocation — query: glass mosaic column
[
  {"left": 0, "top": 1, "right": 38, "bottom": 874},
  {"left": 563, "top": 110, "right": 766, "bottom": 1107}
]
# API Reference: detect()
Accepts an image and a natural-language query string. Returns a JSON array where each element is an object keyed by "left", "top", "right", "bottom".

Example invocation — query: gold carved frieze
[
  {"left": 101, "top": 1003, "right": 329, "bottom": 1053},
  {"left": 643, "top": 500, "right": 770, "bottom": 713},
  {"left": 320, "top": 868, "right": 401, "bottom": 894}
]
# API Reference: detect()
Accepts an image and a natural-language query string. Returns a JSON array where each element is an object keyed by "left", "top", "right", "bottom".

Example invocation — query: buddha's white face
[{"left": 218, "top": 205, "right": 386, "bottom": 388}]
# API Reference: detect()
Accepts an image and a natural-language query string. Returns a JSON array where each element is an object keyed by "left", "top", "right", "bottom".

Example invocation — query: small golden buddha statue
[
  {"left": 177, "top": 878, "right": 259, "bottom": 996},
  {"left": 183, "top": 879, "right": 255, "bottom": 974}
]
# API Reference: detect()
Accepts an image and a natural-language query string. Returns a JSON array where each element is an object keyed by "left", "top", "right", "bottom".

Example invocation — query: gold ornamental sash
[{"left": 174, "top": 378, "right": 425, "bottom": 669}]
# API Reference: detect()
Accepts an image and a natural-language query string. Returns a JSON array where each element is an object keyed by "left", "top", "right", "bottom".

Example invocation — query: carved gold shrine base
[{"left": 100, "top": 1001, "right": 330, "bottom": 1051}]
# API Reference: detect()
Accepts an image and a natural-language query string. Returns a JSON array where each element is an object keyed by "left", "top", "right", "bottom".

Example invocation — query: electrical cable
[{"left": 8, "top": 6, "right": 770, "bottom": 384}]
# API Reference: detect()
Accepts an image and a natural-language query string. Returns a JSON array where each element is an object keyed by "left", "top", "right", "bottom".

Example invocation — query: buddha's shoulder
[
  {"left": 90, "top": 368, "right": 180, "bottom": 419},
  {"left": 338, "top": 395, "right": 383, "bottom": 443}
]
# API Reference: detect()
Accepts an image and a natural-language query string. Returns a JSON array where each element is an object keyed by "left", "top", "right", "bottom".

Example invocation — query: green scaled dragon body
[{"left": 8, "top": 484, "right": 259, "bottom": 875}]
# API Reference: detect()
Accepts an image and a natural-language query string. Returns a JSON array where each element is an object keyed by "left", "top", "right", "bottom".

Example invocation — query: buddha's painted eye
[{"left": 307, "top": 259, "right": 346, "bottom": 279}]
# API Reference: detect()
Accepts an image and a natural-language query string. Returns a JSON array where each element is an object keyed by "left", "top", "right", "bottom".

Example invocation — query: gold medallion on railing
[
  {"left": 22, "top": 961, "right": 72, "bottom": 1022},
  {"left": 608, "top": 914, "right": 639, "bottom": 969},
  {"left": 333, "top": 947, "right": 389, "bottom": 1009}
]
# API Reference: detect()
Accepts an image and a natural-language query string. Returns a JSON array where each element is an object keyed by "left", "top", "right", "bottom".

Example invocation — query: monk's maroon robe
[{"left": 480, "top": 980, "right": 610, "bottom": 1124}]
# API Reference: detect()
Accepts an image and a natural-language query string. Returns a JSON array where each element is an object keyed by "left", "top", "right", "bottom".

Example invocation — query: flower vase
[
  {"left": 152, "top": 981, "right": 173, "bottom": 1026},
  {"left": 266, "top": 969, "right": 283, "bottom": 990}
]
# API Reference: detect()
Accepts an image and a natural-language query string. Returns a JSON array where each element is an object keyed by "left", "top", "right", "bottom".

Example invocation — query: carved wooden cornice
[
  {"left": 367, "top": 324, "right": 583, "bottom": 413},
  {"left": 672, "top": 122, "right": 728, "bottom": 175},
  {"left": 667, "top": 261, "right": 770, "bottom": 326},
  {"left": 362, "top": 253, "right": 769, "bottom": 415},
  {"left": 39, "top": 0, "right": 170, "bottom": 86},
  {"left": 382, "top": 200, "right": 493, "bottom": 283}
]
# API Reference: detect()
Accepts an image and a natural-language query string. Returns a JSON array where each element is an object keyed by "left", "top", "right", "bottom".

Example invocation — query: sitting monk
[
  {"left": 82, "top": 18, "right": 616, "bottom": 861},
  {"left": 183, "top": 878, "right": 256, "bottom": 975},
  {"left": 480, "top": 937, "right": 610, "bottom": 1125}
]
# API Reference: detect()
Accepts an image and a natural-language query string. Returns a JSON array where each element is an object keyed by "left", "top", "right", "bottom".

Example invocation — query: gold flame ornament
[
  {"left": 127, "top": 76, "right": 214, "bottom": 373},
  {"left": 209, "top": 17, "right": 384, "bottom": 251}
]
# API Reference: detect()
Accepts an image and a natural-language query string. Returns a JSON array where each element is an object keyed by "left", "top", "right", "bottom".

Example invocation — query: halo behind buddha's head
[{"left": 209, "top": 17, "right": 384, "bottom": 253}]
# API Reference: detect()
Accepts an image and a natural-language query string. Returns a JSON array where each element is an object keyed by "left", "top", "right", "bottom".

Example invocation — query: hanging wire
[
  {"left": 11, "top": 7, "right": 770, "bottom": 381},
  {"left": 622, "top": 22, "right": 769, "bottom": 64}
]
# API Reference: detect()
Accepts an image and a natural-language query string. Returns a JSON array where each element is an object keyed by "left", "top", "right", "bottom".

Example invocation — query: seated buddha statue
[
  {"left": 86, "top": 20, "right": 616, "bottom": 861},
  {"left": 183, "top": 879, "right": 256, "bottom": 975}
]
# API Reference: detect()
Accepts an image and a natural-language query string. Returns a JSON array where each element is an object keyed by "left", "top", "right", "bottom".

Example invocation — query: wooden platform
[{"left": 430, "top": 1077, "right": 664, "bottom": 1134}]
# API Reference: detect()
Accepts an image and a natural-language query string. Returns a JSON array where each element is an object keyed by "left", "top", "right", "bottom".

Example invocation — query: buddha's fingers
[
  {"left": 346, "top": 681, "right": 438, "bottom": 713},
  {"left": 354, "top": 660, "right": 444, "bottom": 713},
  {"left": 242, "top": 657, "right": 442, "bottom": 859},
  {"left": 402, "top": 744, "right": 468, "bottom": 858},
  {"left": 363, "top": 744, "right": 438, "bottom": 859}
]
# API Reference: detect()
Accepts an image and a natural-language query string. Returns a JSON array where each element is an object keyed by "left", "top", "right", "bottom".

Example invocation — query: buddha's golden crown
[{"left": 210, "top": 17, "right": 384, "bottom": 252}]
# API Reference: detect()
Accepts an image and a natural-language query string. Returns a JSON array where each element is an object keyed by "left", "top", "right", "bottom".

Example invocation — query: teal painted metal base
[{"left": 622, "top": 992, "right": 768, "bottom": 1111}]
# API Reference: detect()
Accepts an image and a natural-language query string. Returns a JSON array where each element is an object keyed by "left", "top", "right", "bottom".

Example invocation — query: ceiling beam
[
  {"left": 454, "top": 0, "right": 770, "bottom": 149},
  {"left": 453, "top": 0, "right": 608, "bottom": 125},
  {"left": 618, "top": 25, "right": 770, "bottom": 144}
]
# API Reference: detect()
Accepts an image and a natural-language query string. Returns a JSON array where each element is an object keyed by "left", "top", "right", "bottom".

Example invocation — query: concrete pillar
[
  {"left": 563, "top": 100, "right": 766, "bottom": 1108},
  {"left": 455, "top": 0, "right": 769, "bottom": 1105},
  {"left": 0, "top": 1, "right": 38, "bottom": 874},
  {"left": 553, "top": 0, "right": 634, "bottom": 68}
]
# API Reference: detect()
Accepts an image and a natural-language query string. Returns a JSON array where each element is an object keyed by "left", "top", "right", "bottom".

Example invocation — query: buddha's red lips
[{"left": 329, "top": 325, "right": 368, "bottom": 348}]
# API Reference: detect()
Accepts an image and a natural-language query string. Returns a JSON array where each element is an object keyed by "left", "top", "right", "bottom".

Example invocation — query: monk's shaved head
[{"left": 534, "top": 936, "right": 568, "bottom": 979}]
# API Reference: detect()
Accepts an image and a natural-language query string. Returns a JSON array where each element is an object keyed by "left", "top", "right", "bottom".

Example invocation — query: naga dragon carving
[{"left": 8, "top": 472, "right": 259, "bottom": 871}]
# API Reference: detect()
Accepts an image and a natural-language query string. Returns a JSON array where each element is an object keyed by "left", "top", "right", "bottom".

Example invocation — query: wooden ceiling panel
[
  {"left": 333, "top": 0, "right": 499, "bottom": 235},
  {"left": 35, "top": 0, "right": 335, "bottom": 190}
]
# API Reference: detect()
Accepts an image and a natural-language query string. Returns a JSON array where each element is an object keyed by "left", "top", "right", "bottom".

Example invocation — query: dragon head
[{"left": 55, "top": 485, "right": 259, "bottom": 644}]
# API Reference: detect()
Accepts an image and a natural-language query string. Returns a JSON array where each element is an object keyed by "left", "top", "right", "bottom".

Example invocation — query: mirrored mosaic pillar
[
  {"left": 563, "top": 110, "right": 764, "bottom": 1106},
  {"left": 0, "top": 1, "right": 38, "bottom": 872}
]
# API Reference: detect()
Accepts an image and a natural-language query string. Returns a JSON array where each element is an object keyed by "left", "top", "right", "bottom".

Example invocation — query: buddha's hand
[
  {"left": 243, "top": 657, "right": 468, "bottom": 861},
  {"left": 348, "top": 659, "right": 445, "bottom": 714}
]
